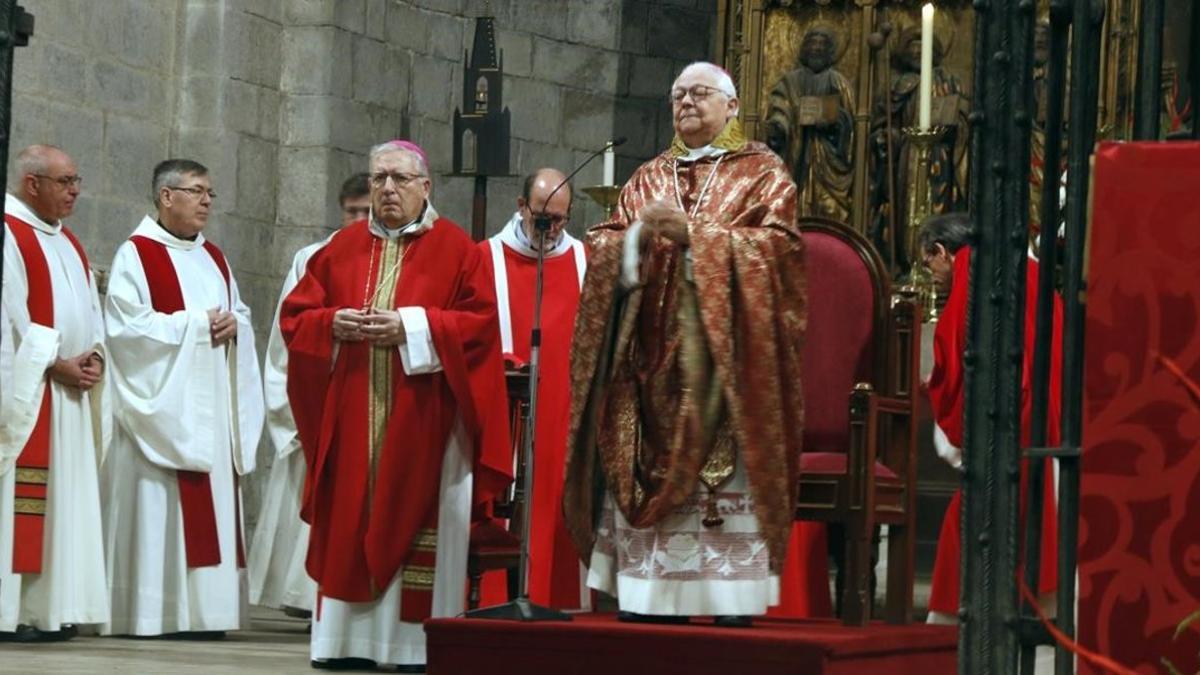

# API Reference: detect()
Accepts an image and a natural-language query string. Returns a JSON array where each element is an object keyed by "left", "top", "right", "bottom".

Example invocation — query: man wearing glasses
[
  {"left": 100, "top": 158, "right": 265, "bottom": 638},
  {"left": 281, "top": 140, "right": 510, "bottom": 671},
  {"left": 475, "top": 168, "right": 588, "bottom": 611},
  {"left": 563, "top": 62, "right": 808, "bottom": 628},
  {"left": 249, "top": 172, "right": 370, "bottom": 620},
  {"left": 0, "top": 144, "right": 109, "bottom": 641}
]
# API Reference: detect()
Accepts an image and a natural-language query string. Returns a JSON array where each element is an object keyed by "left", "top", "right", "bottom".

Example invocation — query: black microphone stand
[
  {"left": 466, "top": 212, "right": 568, "bottom": 622},
  {"left": 466, "top": 138, "right": 624, "bottom": 622}
]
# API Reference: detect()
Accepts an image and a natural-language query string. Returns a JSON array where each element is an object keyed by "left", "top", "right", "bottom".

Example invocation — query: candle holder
[
  {"left": 902, "top": 125, "right": 948, "bottom": 323},
  {"left": 582, "top": 185, "right": 621, "bottom": 219}
]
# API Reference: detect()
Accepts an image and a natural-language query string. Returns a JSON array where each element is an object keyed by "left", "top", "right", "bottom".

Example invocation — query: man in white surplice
[
  {"left": 101, "top": 158, "right": 264, "bottom": 637},
  {"left": 0, "top": 145, "right": 110, "bottom": 641},
  {"left": 248, "top": 172, "right": 369, "bottom": 617}
]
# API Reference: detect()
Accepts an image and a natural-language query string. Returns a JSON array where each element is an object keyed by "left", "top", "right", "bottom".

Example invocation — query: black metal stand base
[{"left": 464, "top": 597, "right": 573, "bottom": 622}]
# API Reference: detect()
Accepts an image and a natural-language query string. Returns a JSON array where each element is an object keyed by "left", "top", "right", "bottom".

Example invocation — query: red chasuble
[
  {"left": 280, "top": 218, "right": 511, "bottom": 619},
  {"left": 478, "top": 237, "right": 585, "bottom": 609},
  {"left": 926, "top": 247, "right": 1061, "bottom": 614},
  {"left": 5, "top": 215, "right": 89, "bottom": 574}
]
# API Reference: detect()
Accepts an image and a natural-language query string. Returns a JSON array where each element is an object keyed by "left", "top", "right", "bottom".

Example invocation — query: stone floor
[{"left": 0, "top": 610, "right": 314, "bottom": 674}]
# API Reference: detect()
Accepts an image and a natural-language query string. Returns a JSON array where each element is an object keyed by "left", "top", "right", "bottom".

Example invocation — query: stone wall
[{"left": 8, "top": 0, "right": 715, "bottom": 530}]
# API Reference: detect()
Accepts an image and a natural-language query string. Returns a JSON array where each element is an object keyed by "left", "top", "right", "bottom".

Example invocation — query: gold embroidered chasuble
[
  {"left": 563, "top": 125, "right": 808, "bottom": 573},
  {"left": 363, "top": 234, "right": 440, "bottom": 605}
]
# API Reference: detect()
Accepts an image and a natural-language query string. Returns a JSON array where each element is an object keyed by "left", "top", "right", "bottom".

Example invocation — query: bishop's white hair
[
  {"left": 672, "top": 61, "right": 738, "bottom": 99},
  {"left": 369, "top": 141, "right": 429, "bottom": 176}
]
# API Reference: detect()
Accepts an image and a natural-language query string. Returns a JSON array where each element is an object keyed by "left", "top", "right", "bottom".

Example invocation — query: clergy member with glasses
[
  {"left": 563, "top": 62, "right": 808, "bottom": 628},
  {"left": 476, "top": 168, "right": 590, "bottom": 611},
  {"left": 101, "top": 158, "right": 265, "bottom": 638},
  {"left": 280, "top": 140, "right": 511, "bottom": 671},
  {"left": 1, "top": 144, "right": 109, "bottom": 642}
]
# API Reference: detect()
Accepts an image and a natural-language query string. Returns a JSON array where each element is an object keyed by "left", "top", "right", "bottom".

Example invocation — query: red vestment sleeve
[
  {"left": 928, "top": 247, "right": 971, "bottom": 447},
  {"left": 279, "top": 251, "right": 341, "bottom": 522},
  {"left": 424, "top": 246, "right": 512, "bottom": 510}
]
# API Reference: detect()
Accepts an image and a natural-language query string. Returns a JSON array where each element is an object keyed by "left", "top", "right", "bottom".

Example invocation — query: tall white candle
[
  {"left": 603, "top": 144, "right": 615, "bottom": 185},
  {"left": 919, "top": 3, "right": 935, "bottom": 130}
]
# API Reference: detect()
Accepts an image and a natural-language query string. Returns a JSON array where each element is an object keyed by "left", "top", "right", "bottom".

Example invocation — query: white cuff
[
  {"left": 396, "top": 306, "right": 442, "bottom": 374},
  {"left": 621, "top": 221, "right": 644, "bottom": 289},
  {"left": 933, "top": 423, "right": 963, "bottom": 470},
  {"left": 0, "top": 323, "right": 60, "bottom": 475},
  {"left": 14, "top": 324, "right": 60, "bottom": 402},
  {"left": 194, "top": 310, "right": 214, "bottom": 344}
]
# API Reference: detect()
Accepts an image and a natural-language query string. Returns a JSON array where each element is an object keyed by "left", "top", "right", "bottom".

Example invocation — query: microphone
[{"left": 533, "top": 137, "right": 627, "bottom": 233}]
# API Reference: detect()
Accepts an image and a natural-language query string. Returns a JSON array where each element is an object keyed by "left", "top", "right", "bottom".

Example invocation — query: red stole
[
  {"left": 5, "top": 215, "right": 89, "bottom": 574},
  {"left": 128, "top": 234, "right": 245, "bottom": 569},
  {"left": 282, "top": 219, "right": 511, "bottom": 621}
]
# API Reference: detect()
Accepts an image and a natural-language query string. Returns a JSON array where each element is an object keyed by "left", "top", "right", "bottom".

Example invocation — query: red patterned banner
[{"left": 1081, "top": 141, "right": 1200, "bottom": 673}]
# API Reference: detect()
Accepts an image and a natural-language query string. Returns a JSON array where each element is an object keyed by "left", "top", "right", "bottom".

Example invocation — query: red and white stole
[
  {"left": 487, "top": 216, "right": 586, "bottom": 353},
  {"left": 5, "top": 214, "right": 89, "bottom": 574},
  {"left": 129, "top": 234, "right": 246, "bottom": 570}
]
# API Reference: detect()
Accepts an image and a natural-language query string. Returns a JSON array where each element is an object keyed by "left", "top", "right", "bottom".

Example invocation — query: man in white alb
[
  {"left": 248, "top": 172, "right": 370, "bottom": 617},
  {"left": 101, "top": 158, "right": 264, "bottom": 637},
  {"left": 0, "top": 144, "right": 110, "bottom": 641}
]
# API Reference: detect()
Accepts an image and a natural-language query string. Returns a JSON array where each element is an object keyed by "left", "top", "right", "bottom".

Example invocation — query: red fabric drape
[{"left": 1079, "top": 141, "right": 1200, "bottom": 673}]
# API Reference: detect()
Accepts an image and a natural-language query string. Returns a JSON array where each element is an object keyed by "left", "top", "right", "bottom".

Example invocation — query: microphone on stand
[
  {"left": 466, "top": 138, "right": 625, "bottom": 622},
  {"left": 532, "top": 137, "right": 627, "bottom": 234}
]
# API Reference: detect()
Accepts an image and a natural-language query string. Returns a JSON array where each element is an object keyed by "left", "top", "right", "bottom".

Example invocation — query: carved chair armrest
[
  {"left": 879, "top": 287, "right": 923, "bottom": 487},
  {"left": 846, "top": 383, "right": 881, "bottom": 512},
  {"left": 885, "top": 288, "right": 923, "bottom": 400}
]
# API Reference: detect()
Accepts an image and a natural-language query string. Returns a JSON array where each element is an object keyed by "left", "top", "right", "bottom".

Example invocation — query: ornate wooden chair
[
  {"left": 466, "top": 364, "right": 528, "bottom": 609},
  {"left": 795, "top": 218, "right": 922, "bottom": 626}
]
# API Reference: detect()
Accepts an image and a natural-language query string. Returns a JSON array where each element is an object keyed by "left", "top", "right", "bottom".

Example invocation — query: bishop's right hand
[
  {"left": 332, "top": 308, "right": 368, "bottom": 342},
  {"left": 640, "top": 200, "right": 690, "bottom": 246}
]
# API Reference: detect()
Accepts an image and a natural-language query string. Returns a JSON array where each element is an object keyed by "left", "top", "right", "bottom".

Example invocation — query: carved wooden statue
[{"left": 765, "top": 26, "right": 856, "bottom": 223}]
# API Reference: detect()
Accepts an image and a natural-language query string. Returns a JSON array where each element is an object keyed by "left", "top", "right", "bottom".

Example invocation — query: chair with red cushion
[
  {"left": 466, "top": 364, "right": 528, "bottom": 609},
  {"left": 796, "top": 218, "right": 921, "bottom": 626}
]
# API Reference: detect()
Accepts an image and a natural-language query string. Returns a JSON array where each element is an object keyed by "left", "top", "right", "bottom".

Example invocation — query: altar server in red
[
  {"left": 478, "top": 168, "right": 588, "bottom": 610},
  {"left": 920, "top": 212, "right": 1060, "bottom": 624}
]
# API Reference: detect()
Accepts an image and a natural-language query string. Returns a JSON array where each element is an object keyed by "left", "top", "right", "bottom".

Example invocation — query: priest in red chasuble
[
  {"left": 919, "top": 213, "right": 1061, "bottom": 624},
  {"left": 562, "top": 62, "right": 811, "bottom": 627},
  {"left": 281, "top": 140, "right": 511, "bottom": 670},
  {"left": 478, "top": 168, "right": 588, "bottom": 610}
]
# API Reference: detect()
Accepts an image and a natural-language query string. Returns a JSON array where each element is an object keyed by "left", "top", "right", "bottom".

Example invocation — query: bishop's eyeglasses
[
  {"left": 371, "top": 172, "right": 426, "bottom": 189},
  {"left": 670, "top": 84, "right": 727, "bottom": 104}
]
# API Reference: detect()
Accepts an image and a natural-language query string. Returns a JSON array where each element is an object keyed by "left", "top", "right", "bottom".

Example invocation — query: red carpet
[{"left": 425, "top": 612, "right": 957, "bottom": 674}]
